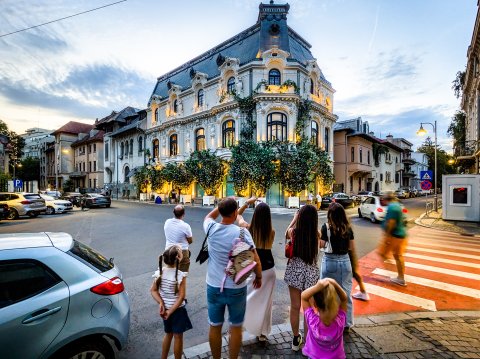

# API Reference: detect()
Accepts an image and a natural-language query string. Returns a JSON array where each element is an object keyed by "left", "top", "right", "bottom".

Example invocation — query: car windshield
[{"left": 24, "top": 194, "right": 42, "bottom": 200}]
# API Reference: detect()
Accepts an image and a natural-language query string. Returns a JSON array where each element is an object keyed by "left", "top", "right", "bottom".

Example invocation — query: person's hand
[
  {"left": 162, "top": 309, "right": 172, "bottom": 320},
  {"left": 159, "top": 302, "right": 165, "bottom": 317},
  {"left": 253, "top": 276, "right": 262, "bottom": 289},
  {"left": 246, "top": 197, "right": 257, "bottom": 205}
]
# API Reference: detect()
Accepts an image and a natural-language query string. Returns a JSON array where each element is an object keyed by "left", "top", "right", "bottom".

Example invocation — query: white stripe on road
[
  {"left": 384, "top": 260, "right": 480, "bottom": 280},
  {"left": 404, "top": 253, "right": 480, "bottom": 269},
  {"left": 357, "top": 283, "right": 437, "bottom": 311},
  {"left": 408, "top": 241, "right": 480, "bottom": 253},
  {"left": 411, "top": 232, "right": 480, "bottom": 244},
  {"left": 408, "top": 246, "right": 480, "bottom": 260},
  {"left": 409, "top": 237, "right": 480, "bottom": 248},
  {"left": 372, "top": 268, "right": 480, "bottom": 299}
]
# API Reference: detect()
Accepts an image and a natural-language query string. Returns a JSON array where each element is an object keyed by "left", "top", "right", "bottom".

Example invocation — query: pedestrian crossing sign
[{"left": 420, "top": 170, "right": 433, "bottom": 181}]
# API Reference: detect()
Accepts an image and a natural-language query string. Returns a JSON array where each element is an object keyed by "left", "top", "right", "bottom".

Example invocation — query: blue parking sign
[
  {"left": 420, "top": 170, "right": 433, "bottom": 181},
  {"left": 13, "top": 179, "right": 23, "bottom": 188}
]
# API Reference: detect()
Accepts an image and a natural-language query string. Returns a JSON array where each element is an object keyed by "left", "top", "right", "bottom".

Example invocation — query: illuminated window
[
  {"left": 268, "top": 69, "right": 281, "bottom": 85},
  {"left": 173, "top": 100, "right": 178, "bottom": 113},
  {"left": 197, "top": 89, "right": 204, "bottom": 107},
  {"left": 222, "top": 120, "right": 235, "bottom": 148},
  {"left": 154, "top": 108, "right": 159, "bottom": 122},
  {"left": 310, "top": 78, "right": 314, "bottom": 94},
  {"left": 170, "top": 134, "right": 178, "bottom": 156},
  {"left": 195, "top": 128, "right": 206, "bottom": 151},
  {"left": 152, "top": 139, "right": 159, "bottom": 159},
  {"left": 227, "top": 77, "right": 235, "bottom": 94},
  {"left": 311, "top": 121, "right": 318, "bottom": 146},
  {"left": 267, "top": 112, "right": 287, "bottom": 141}
]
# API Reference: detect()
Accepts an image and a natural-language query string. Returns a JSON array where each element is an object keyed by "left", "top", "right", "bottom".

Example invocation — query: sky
[{"left": 0, "top": 0, "right": 476, "bottom": 151}]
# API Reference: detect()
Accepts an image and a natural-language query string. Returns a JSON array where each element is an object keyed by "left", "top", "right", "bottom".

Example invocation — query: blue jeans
[
  {"left": 321, "top": 253, "right": 353, "bottom": 327},
  {"left": 206, "top": 285, "right": 247, "bottom": 327}
]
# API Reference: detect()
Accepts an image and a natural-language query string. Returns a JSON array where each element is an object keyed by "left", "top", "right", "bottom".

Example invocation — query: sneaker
[
  {"left": 390, "top": 277, "right": 407, "bottom": 286},
  {"left": 257, "top": 335, "right": 267, "bottom": 342},
  {"left": 292, "top": 333, "right": 303, "bottom": 351},
  {"left": 352, "top": 291, "right": 370, "bottom": 301}
]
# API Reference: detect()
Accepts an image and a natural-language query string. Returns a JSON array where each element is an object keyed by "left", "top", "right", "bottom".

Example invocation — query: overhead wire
[{"left": 0, "top": 0, "right": 127, "bottom": 38}]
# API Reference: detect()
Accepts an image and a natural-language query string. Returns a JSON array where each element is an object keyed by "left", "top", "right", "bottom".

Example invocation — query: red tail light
[
  {"left": 376, "top": 207, "right": 384, "bottom": 212},
  {"left": 402, "top": 208, "right": 408, "bottom": 213},
  {"left": 90, "top": 277, "right": 124, "bottom": 295},
  {"left": 21, "top": 200, "right": 32, "bottom": 204}
]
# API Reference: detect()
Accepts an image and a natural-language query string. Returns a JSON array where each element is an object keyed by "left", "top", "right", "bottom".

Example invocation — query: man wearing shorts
[
  {"left": 378, "top": 193, "right": 408, "bottom": 286},
  {"left": 204, "top": 197, "right": 262, "bottom": 359},
  {"left": 164, "top": 205, "right": 193, "bottom": 272}
]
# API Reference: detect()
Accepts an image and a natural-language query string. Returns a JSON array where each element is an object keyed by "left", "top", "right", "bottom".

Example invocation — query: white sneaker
[
  {"left": 390, "top": 277, "right": 407, "bottom": 286},
  {"left": 352, "top": 291, "right": 370, "bottom": 301},
  {"left": 292, "top": 333, "right": 303, "bottom": 351}
]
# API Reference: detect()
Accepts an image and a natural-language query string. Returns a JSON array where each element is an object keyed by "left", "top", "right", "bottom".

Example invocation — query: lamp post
[{"left": 417, "top": 120, "right": 438, "bottom": 211}]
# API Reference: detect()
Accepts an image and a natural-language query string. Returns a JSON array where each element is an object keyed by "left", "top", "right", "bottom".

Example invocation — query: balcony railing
[{"left": 454, "top": 140, "right": 479, "bottom": 158}]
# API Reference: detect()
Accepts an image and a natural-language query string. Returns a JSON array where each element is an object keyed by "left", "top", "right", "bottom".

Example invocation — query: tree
[
  {"left": 185, "top": 150, "right": 226, "bottom": 196},
  {"left": 417, "top": 137, "right": 455, "bottom": 188},
  {"left": 372, "top": 142, "right": 389, "bottom": 166},
  {"left": 448, "top": 110, "right": 466, "bottom": 150},
  {"left": 0, "top": 119, "right": 25, "bottom": 161},
  {"left": 150, "top": 168, "right": 166, "bottom": 192},
  {"left": 17, "top": 157, "right": 40, "bottom": 182},
  {"left": 133, "top": 166, "right": 150, "bottom": 194},
  {"left": 162, "top": 162, "right": 193, "bottom": 194},
  {"left": 452, "top": 70, "right": 466, "bottom": 99}
]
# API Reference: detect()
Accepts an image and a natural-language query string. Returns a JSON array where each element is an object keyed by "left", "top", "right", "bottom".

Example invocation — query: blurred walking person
[{"left": 237, "top": 197, "right": 276, "bottom": 341}]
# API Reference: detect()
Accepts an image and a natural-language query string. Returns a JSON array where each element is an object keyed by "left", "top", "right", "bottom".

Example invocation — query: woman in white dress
[{"left": 237, "top": 197, "right": 276, "bottom": 341}]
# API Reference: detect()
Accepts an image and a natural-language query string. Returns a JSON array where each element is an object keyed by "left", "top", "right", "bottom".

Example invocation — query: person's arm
[
  {"left": 205, "top": 207, "right": 220, "bottom": 222},
  {"left": 150, "top": 280, "right": 165, "bottom": 317},
  {"left": 185, "top": 224, "right": 193, "bottom": 244},
  {"left": 252, "top": 249, "right": 262, "bottom": 289},
  {"left": 163, "top": 277, "right": 186, "bottom": 320},
  {"left": 325, "top": 277, "right": 348, "bottom": 311},
  {"left": 238, "top": 196, "right": 256, "bottom": 216},
  {"left": 236, "top": 214, "right": 250, "bottom": 228},
  {"left": 285, "top": 211, "right": 299, "bottom": 239},
  {"left": 319, "top": 224, "right": 327, "bottom": 248},
  {"left": 301, "top": 278, "right": 329, "bottom": 310}
]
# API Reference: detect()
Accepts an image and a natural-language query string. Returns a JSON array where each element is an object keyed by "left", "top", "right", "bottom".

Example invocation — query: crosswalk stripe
[
  {"left": 410, "top": 238, "right": 480, "bottom": 249},
  {"left": 357, "top": 283, "right": 437, "bottom": 311},
  {"left": 408, "top": 241, "right": 480, "bottom": 253},
  {"left": 405, "top": 253, "right": 480, "bottom": 269},
  {"left": 413, "top": 235, "right": 480, "bottom": 245},
  {"left": 385, "top": 260, "right": 480, "bottom": 280},
  {"left": 408, "top": 246, "right": 480, "bottom": 260},
  {"left": 372, "top": 268, "right": 480, "bottom": 299}
]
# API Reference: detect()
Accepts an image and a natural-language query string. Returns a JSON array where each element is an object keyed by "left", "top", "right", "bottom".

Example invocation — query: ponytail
[
  {"left": 174, "top": 258, "right": 179, "bottom": 294},
  {"left": 155, "top": 255, "right": 163, "bottom": 290}
]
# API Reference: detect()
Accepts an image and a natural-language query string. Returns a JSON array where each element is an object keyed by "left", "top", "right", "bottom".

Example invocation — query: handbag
[
  {"left": 196, "top": 225, "right": 212, "bottom": 265},
  {"left": 285, "top": 229, "right": 295, "bottom": 259}
]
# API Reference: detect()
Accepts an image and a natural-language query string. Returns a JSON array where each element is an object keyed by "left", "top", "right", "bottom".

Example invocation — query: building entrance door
[{"left": 266, "top": 183, "right": 284, "bottom": 207}]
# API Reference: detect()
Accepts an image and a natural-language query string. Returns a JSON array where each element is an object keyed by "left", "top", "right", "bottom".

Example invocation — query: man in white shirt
[
  {"left": 316, "top": 192, "right": 322, "bottom": 210},
  {"left": 164, "top": 205, "right": 193, "bottom": 272}
]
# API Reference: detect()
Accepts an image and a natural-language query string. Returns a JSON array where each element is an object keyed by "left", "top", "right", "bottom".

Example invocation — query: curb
[
  {"left": 173, "top": 310, "right": 480, "bottom": 359},
  {"left": 414, "top": 211, "right": 479, "bottom": 237}
]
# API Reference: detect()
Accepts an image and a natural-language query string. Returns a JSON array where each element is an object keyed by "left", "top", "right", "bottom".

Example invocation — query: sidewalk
[
  {"left": 415, "top": 210, "right": 480, "bottom": 236},
  {"left": 178, "top": 311, "right": 480, "bottom": 359}
]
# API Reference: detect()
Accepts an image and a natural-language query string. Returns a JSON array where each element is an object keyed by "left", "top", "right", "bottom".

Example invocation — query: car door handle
[{"left": 22, "top": 306, "right": 62, "bottom": 324}]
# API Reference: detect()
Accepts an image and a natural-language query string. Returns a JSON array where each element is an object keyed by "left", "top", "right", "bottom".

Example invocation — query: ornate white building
[{"left": 145, "top": 2, "right": 336, "bottom": 204}]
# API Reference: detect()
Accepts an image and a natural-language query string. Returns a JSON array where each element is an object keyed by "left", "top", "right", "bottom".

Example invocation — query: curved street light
[{"left": 416, "top": 121, "right": 438, "bottom": 212}]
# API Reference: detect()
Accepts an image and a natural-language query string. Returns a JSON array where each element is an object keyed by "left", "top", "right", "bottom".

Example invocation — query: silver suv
[
  {"left": 0, "top": 192, "right": 47, "bottom": 219},
  {"left": 0, "top": 232, "right": 130, "bottom": 359}
]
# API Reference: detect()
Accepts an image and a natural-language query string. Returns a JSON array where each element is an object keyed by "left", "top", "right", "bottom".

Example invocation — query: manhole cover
[{"left": 353, "top": 325, "right": 434, "bottom": 354}]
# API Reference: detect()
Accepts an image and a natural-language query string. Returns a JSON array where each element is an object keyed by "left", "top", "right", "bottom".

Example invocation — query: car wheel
[
  {"left": 46, "top": 206, "right": 55, "bottom": 215},
  {"left": 106, "top": 204, "right": 111, "bottom": 208},
  {"left": 370, "top": 213, "right": 377, "bottom": 223},
  {"left": 7, "top": 208, "right": 19, "bottom": 220},
  {"left": 55, "top": 339, "right": 114, "bottom": 359},
  {"left": 358, "top": 208, "right": 363, "bottom": 218},
  {"left": 28, "top": 212, "right": 39, "bottom": 218}
]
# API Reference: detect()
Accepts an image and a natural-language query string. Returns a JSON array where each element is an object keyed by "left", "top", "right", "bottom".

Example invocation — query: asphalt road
[{"left": 0, "top": 196, "right": 431, "bottom": 358}]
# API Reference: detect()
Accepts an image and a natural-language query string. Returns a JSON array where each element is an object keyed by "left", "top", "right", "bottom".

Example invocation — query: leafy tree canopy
[
  {"left": 417, "top": 137, "right": 455, "bottom": 187},
  {"left": 185, "top": 150, "right": 226, "bottom": 196},
  {"left": 447, "top": 110, "right": 466, "bottom": 147}
]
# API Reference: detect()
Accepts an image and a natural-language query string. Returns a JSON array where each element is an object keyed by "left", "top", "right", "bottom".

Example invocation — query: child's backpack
[{"left": 220, "top": 228, "right": 257, "bottom": 291}]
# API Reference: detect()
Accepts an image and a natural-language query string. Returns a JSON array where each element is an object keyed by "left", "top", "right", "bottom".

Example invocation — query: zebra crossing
[{"left": 355, "top": 226, "right": 480, "bottom": 316}]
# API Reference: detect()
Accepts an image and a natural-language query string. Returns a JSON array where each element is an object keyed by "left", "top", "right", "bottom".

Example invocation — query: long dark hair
[
  {"left": 154, "top": 246, "right": 180, "bottom": 294},
  {"left": 293, "top": 204, "right": 318, "bottom": 265},
  {"left": 249, "top": 202, "right": 273, "bottom": 249},
  {"left": 327, "top": 202, "right": 352, "bottom": 239}
]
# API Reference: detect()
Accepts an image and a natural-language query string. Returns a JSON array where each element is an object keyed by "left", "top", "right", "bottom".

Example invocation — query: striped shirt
[{"left": 154, "top": 267, "right": 187, "bottom": 309}]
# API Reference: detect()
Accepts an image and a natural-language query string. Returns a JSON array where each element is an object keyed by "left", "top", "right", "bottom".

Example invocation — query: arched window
[
  {"left": 351, "top": 147, "right": 355, "bottom": 162},
  {"left": 267, "top": 112, "right": 287, "bottom": 141},
  {"left": 138, "top": 136, "right": 143, "bottom": 152},
  {"left": 227, "top": 77, "right": 235, "bottom": 94},
  {"left": 360, "top": 148, "right": 363, "bottom": 163},
  {"left": 311, "top": 121, "right": 318, "bottom": 146},
  {"left": 222, "top": 120, "right": 235, "bottom": 148},
  {"left": 125, "top": 141, "right": 129, "bottom": 157},
  {"left": 173, "top": 99, "right": 178, "bottom": 113},
  {"left": 152, "top": 139, "right": 159, "bottom": 159},
  {"left": 197, "top": 89, "right": 204, "bottom": 107},
  {"left": 324, "top": 127, "right": 330, "bottom": 151},
  {"left": 129, "top": 139, "right": 133, "bottom": 154},
  {"left": 268, "top": 69, "right": 281, "bottom": 85},
  {"left": 120, "top": 142, "right": 124, "bottom": 158},
  {"left": 310, "top": 78, "right": 314, "bottom": 94},
  {"left": 367, "top": 150, "right": 370, "bottom": 164},
  {"left": 195, "top": 128, "right": 206, "bottom": 151},
  {"left": 154, "top": 108, "right": 159, "bottom": 122},
  {"left": 170, "top": 134, "right": 178, "bottom": 156},
  {"left": 124, "top": 166, "right": 130, "bottom": 183}
]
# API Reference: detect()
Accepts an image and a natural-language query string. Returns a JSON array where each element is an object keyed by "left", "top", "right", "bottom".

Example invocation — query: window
[
  {"left": 173, "top": 99, "right": 178, "bottom": 113},
  {"left": 82, "top": 162, "right": 85, "bottom": 172},
  {"left": 358, "top": 177, "right": 362, "bottom": 190},
  {"left": 310, "top": 78, "right": 314, "bottom": 94},
  {"left": 89, "top": 179, "right": 92, "bottom": 188},
  {"left": 170, "top": 134, "right": 178, "bottom": 156},
  {"left": 120, "top": 143, "right": 124, "bottom": 158},
  {"left": 152, "top": 139, "right": 159, "bottom": 159},
  {"left": 350, "top": 176, "right": 353, "bottom": 192},
  {"left": 0, "top": 260, "right": 61, "bottom": 308},
  {"left": 324, "top": 128, "right": 330, "bottom": 151},
  {"left": 89, "top": 162, "right": 92, "bottom": 172},
  {"left": 93, "top": 179, "right": 97, "bottom": 188},
  {"left": 351, "top": 147, "right": 355, "bottom": 162},
  {"left": 367, "top": 150, "right": 370, "bottom": 165},
  {"left": 105, "top": 141, "right": 109, "bottom": 161},
  {"left": 93, "top": 161, "right": 96, "bottom": 172},
  {"left": 68, "top": 239, "right": 114, "bottom": 273},
  {"left": 125, "top": 141, "right": 129, "bottom": 157},
  {"left": 380, "top": 173, "right": 383, "bottom": 182},
  {"left": 311, "top": 121, "right": 318, "bottom": 146},
  {"left": 129, "top": 139, "right": 133, "bottom": 154},
  {"left": 89, "top": 144, "right": 92, "bottom": 153},
  {"left": 268, "top": 69, "right": 281, "bottom": 85},
  {"left": 124, "top": 166, "right": 129, "bottom": 183},
  {"left": 154, "top": 108, "right": 159, "bottom": 122},
  {"left": 227, "top": 77, "right": 235, "bottom": 94},
  {"left": 360, "top": 148, "right": 363, "bottom": 163},
  {"left": 267, "top": 112, "right": 287, "bottom": 141},
  {"left": 222, "top": 120, "right": 235, "bottom": 148},
  {"left": 195, "top": 128, "right": 206, "bottom": 151},
  {"left": 197, "top": 89, "right": 204, "bottom": 107},
  {"left": 93, "top": 143, "right": 96, "bottom": 153},
  {"left": 395, "top": 173, "right": 400, "bottom": 183},
  {"left": 138, "top": 136, "right": 143, "bottom": 152}
]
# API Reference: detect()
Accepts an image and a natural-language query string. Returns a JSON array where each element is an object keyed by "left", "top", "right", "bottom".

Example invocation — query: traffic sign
[
  {"left": 420, "top": 170, "right": 433, "bottom": 181},
  {"left": 13, "top": 179, "right": 23, "bottom": 188},
  {"left": 421, "top": 180, "right": 432, "bottom": 191}
]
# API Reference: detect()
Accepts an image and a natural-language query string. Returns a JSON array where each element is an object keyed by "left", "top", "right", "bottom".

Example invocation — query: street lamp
[{"left": 417, "top": 120, "right": 438, "bottom": 212}]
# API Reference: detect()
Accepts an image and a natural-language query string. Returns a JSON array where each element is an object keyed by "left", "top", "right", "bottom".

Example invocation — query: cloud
[{"left": 366, "top": 51, "right": 418, "bottom": 81}]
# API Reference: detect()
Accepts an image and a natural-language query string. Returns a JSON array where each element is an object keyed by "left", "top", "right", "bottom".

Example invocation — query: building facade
[
  {"left": 20, "top": 128, "right": 54, "bottom": 159},
  {"left": 145, "top": 2, "right": 336, "bottom": 205},
  {"left": 385, "top": 136, "right": 414, "bottom": 189},
  {"left": 410, "top": 152, "right": 429, "bottom": 190}
]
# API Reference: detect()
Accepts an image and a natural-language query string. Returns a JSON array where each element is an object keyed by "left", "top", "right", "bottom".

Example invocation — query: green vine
[{"left": 295, "top": 99, "right": 312, "bottom": 143}]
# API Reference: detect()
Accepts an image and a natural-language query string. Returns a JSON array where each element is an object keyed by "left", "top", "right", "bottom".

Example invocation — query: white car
[
  {"left": 40, "top": 194, "right": 73, "bottom": 215},
  {"left": 358, "top": 196, "right": 408, "bottom": 223}
]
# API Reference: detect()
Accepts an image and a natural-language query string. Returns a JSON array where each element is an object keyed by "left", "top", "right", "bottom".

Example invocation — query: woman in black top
[
  {"left": 237, "top": 198, "right": 275, "bottom": 341},
  {"left": 320, "top": 203, "right": 357, "bottom": 330}
]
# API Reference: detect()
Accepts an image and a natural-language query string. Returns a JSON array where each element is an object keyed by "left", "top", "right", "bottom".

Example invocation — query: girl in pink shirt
[{"left": 301, "top": 278, "right": 348, "bottom": 359}]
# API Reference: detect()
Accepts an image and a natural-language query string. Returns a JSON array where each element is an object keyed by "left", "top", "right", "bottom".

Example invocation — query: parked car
[
  {"left": 62, "top": 192, "right": 83, "bottom": 207},
  {"left": 0, "top": 232, "right": 130, "bottom": 358},
  {"left": 82, "top": 193, "right": 111, "bottom": 208},
  {"left": 410, "top": 188, "right": 419, "bottom": 197},
  {"left": 353, "top": 191, "right": 375, "bottom": 204},
  {"left": 358, "top": 195, "right": 409, "bottom": 223},
  {"left": 321, "top": 193, "right": 355, "bottom": 209},
  {"left": 40, "top": 194, "right": 73, "bottom": 215},
  {"left": 0, "top": 192, "right": 46, "bottom": 220},
  {"left": 40, "top": 190, "right": 62, "bottom": 199},
  {"left": 394, "top": 189, "right": 409, "bottom": 199}
]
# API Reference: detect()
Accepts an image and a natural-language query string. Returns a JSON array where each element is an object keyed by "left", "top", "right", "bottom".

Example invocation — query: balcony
[
  {"left": 348, "top": 163, "right": 372, "bottom": 176},
  {"left": 403, "top": 170, "right": 416, "bottom": 178},
  {"left": 454, "top": 140, "right": 479, "bottom": 160},
  {"left": 402, "top": 156, "right": 416, "bottom": 165}
]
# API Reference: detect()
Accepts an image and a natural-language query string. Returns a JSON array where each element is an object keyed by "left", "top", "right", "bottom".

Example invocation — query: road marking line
[
  {"left": 372, "top": 268, "right": 480, "bottom": 299},
  {"left": 408, "top": 246, "right": 480, "bottom": 260},
  {"left": 411, "top": 232, "right": 480, "bottom": 244},
  {"left": 357, "top": 283, "right": 437, "bottom": 311},
  {"left": 410, "top": 238, "right": 480, "bottom": 248},
  {"left": 384, "top": 260, "right": 480, "bottom": 280},
  {"left": 408, "top": 241, "right": 480, "bottom": 253},
  {"left": 405, "top": 253, "right": 480, "bottom": 269}
]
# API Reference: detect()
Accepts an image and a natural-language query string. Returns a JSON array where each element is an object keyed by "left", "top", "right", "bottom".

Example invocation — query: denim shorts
[{"left": 207, "top": 285, "right": 247, "bottom": 327}]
